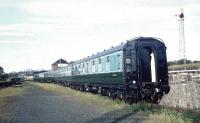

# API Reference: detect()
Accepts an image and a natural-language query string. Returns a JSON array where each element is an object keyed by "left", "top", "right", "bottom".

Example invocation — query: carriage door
[
  {"left": 138, "top": 44, "right": 157, "bottom": 83},
  {"left": 123, "top": 42, "right": 137, "bottom": 84}
]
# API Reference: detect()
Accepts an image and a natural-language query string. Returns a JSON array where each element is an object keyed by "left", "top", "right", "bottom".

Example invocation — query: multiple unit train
[{"left": 34, "top": 37, "right": 170, "bottom": 103}]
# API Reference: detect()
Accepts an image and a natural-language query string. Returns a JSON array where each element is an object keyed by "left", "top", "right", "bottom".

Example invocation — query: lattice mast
[{"left": 176, "top": 9, "right": 186, "bottom": 64}]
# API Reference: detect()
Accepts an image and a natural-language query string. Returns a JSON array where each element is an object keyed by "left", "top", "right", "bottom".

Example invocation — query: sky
[{"left": 0, "top": 0, "right": 200, "bottom": 72}]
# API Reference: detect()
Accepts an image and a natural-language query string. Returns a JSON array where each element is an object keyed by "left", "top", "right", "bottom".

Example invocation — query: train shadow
[
  {"left": 12, "top": 82, "right": 24, "bottom": 87},
  {"left": 0, "top": 82, "right": 13, "bottom": 89},
  {"left": 85, "top": 107, "right": 149, "bottom": 123},
  {"left": 0, "top": 81, "right": 25, "bottom": 89}
]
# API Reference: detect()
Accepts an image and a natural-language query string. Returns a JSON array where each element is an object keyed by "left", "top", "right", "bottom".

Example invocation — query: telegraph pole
[{"left": 176, "top": 9, "right": 186, "bottom": 64}]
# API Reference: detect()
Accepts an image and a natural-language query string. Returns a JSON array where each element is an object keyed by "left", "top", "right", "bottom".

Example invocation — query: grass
[
  {"left": 0, "top": 85, "right": 24, "bottom": 98},
  {"left": 130, "top": 103, "right": 195, "bottom": 123},
  {"left": 31, "top": 82, "right": 126, "bottom": 111},
  {"left": 0, "top": 85, "right": 25, "bottom": 120},
  {"left": 31, "top": 81, "right": 200, "bottom": 123}
]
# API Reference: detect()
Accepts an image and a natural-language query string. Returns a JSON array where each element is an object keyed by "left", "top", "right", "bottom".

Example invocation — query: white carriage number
[{"left": 126, "top": 58, "right": 131, "bottom": 64}]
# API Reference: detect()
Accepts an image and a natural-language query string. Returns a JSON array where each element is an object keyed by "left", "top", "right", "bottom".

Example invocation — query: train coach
[{"left": 34, "top": 37, "right": 170, "bottom": 103}]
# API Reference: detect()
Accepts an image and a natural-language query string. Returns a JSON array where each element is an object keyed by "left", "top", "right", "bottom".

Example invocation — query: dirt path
[
  {"left": 0, "top": 82, "right": 105, "bottom": 123},
  {"left": 0, "top": 82, "right": 150, "bottom": 123}
]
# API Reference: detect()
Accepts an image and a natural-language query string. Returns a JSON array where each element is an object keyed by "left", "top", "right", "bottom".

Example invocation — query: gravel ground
[{"left": 0, "top": 82, "right": 148, "bottom": 123}]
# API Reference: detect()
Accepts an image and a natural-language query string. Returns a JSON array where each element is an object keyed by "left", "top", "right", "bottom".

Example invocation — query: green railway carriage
[
  {"left": 69, "top": 47, "right": 124, "bottom": 85},
  {"left": 34, "top": 37, "right": 170, "bottom": 103}
]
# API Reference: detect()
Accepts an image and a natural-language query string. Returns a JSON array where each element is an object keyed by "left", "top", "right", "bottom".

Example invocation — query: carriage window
[
  {"left": 107, "top": 56, "right": 110, "bottom": 62},
  {"left": 92, "top": 60, "right": 95, "bottom": 65},
  {"left": 86, "top": 62, "right": 89, "bottom": 73},
  {"left": 117, "top": 54, "right": 121, "bottom": 70},
  {"left": 98, "top": 58, "right": 101, "bottom": 64}
]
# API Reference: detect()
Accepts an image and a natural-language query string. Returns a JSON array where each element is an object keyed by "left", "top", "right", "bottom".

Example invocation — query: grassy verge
[
  {"left": 0, "top": 85, "right": 25, "bottom": 120},
  {"left": 31, "top": 82, "right": 200, "bottom": 123},
  {"left": 30, "top": 82, "right": 127, "bottom": 110},
  {"left": 127, "top": 103, "right": 199, "bottom": 123},
  {"left": 0, "top": 85, "right": 24, "bottom": 98}
]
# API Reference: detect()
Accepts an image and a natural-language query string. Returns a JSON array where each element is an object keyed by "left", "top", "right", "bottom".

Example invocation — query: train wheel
[
  {"left": 153, "top": 92, "right": 162, "bottom": 104},
  {"left": 120, "top": 93, "right": 128, "bottom": 101},
  {"left": 100, "top": 88, "right": 107, "bottom": 96},
  {"left": 108, "top": 91, "right": 111, "bottom": 97},
  {"left": 107, "top": 89, "right": 114, "bottom": 98},
  {"left": 125, "top": 96, "right": 133, "bottom": 104},
  {"left": 119, "top": 93, "right": 124, "bottom": 100},
  {"left": 113, "top": 93, "right": 118, "bottom": 99},
  {"left": 98, "top": 88, "right": 102, "bottom": 95}
]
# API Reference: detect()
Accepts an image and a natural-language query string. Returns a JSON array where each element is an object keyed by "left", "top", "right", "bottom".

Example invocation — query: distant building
[
  {"left": 0, "top": 66, "right": 4, "bottom": 75},
  {"left": 52, "top": 59, "right": 68, "bottom": 70}
]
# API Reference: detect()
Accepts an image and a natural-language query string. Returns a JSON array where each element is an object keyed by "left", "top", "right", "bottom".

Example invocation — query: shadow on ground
[
  {"left": 0, "top": 81, "right": 25, "bottom": 89},
  {"left": 85, "top": 107, "right": 148, "bottom": 123}
]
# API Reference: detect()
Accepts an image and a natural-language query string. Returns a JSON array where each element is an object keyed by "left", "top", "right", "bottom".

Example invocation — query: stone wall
[{"left": 160, "top": 73, "right": 200, "bottom": 111}]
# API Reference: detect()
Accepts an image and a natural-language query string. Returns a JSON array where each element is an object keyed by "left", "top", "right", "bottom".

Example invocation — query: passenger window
[
  {"left": 99, "top": 58, "right": 101, "bottom": 64},
  {"left": 92, "top": 60, "right": 95, "bottom": 65},
  {"left": 107, "top": 56, "right": 110, "bottom": 62},
  {"left": 117, "top": 55, "right": 121, "bottom": 70},
  {"left": 87, "top": 62, "right": 89, "bottom": 73}
]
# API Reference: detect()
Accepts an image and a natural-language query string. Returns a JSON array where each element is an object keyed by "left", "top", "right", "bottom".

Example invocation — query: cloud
[
  {"left": 0, "top": 31, "right": 33, "bottom": 36},
  {"left": 0, "top": 40, "right": 30, "bottom": 44},
  {"left": 0, "top": 0, "right": 200, "bottom": 72},
  {"left": 0, "top": 22, "right": 60, "bottom": 42}
]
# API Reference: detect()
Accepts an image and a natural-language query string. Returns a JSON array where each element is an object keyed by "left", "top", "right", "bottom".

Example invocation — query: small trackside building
[{"left": 51, "top": 59, "right": 68, "bottom": 70}]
